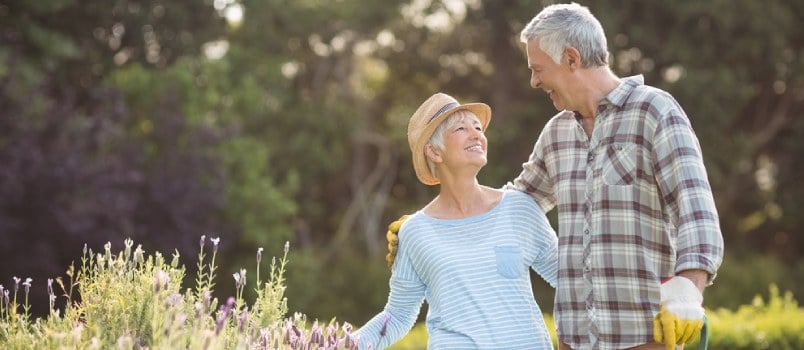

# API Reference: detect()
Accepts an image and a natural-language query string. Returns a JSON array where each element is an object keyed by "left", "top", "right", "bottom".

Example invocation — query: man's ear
[
  {"left": 565, "top": 47, "right": 581, "bottom": 69},
  {"left": 425, "top": 145, "right": 442, "bottom": 163}
]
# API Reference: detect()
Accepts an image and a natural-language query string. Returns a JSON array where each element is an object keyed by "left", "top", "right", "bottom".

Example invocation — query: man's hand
[
  {"left": 653, "top": 276, "right": 705, "bottom": 350},
  {"left": 385, "top": 215, "right": 409, "bottom": 268}
]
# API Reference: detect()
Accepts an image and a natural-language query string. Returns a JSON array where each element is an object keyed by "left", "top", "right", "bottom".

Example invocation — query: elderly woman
[{"left": 351, "top": 93, "right": 558, "bottom": 349}]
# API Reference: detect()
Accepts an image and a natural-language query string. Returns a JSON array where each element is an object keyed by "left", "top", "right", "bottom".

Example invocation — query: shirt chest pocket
[
  {"left": 494, "top": 244, "right": 523, "bottom": 279},
  {"left": 602, "top": 143, "right": 638, "bottom": 186}
]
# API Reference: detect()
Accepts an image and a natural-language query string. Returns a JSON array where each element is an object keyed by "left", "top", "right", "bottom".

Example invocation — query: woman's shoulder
[{"left": 502, "top": 189, "right": 541, "bottom": 208}]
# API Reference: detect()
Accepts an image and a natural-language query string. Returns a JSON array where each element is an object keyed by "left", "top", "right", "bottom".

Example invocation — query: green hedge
[{"left": 390, "top": 285, "right": 804, "bottom": 350}]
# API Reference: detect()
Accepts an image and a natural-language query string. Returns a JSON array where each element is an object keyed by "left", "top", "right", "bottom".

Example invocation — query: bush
[{"left": 0, "top": 238, "right": 358, "bottom": 349}]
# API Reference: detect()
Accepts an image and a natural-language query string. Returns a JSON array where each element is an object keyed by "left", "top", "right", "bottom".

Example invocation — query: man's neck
[{"left": 575, "top": 67, "right": 621, "bottom": 119}]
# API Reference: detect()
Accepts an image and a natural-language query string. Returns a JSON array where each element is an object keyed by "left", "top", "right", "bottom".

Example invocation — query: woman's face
[{"left": 440, "top": 113, "right": 487, "bottom": 169}]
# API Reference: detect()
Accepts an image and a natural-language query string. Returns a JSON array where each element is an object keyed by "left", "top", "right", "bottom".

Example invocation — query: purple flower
[
  {"left": 256, "top": 247, "right": 263, "bottom": 264},
  {"left": 154, "top": 270, "right": 169, "bottom": 292},
  {"left": 210, "top": 237, "right": 220, "bottom": 253},
  {"left": 215, "top": 297, "right": 236, "bottom": 335},
  {"left": 22, "top": 278, "right": 32, "bottom": 294},
  {"left": 200, "top": 235, "right": 206, "bottom": 249}
]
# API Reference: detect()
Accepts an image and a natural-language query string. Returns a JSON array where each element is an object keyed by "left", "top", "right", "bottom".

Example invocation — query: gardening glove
[
  {"left": 385, "top": 214, "right": 409, "bottom": 268},
  {"left": 653, "top": 276, "right": 705, "bottom": 350}
]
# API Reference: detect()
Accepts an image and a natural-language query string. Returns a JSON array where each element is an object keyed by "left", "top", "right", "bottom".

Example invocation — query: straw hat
[{"left": 407, "top": 93, "right": 491, "bottom": 185}]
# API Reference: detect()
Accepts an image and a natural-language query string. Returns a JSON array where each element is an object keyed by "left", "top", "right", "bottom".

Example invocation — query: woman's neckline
[{"left": 420, "top": 187, "right": 506, "bottom": 222}]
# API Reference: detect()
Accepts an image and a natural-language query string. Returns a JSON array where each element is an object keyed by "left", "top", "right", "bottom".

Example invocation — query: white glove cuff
[{"left": 660, "top": 276, "right": 704, "bottom": 319}]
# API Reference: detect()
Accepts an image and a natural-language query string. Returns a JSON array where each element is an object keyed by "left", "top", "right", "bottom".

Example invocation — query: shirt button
[{"left": 584, "top": 229, "right": 590, "bottom": 235}]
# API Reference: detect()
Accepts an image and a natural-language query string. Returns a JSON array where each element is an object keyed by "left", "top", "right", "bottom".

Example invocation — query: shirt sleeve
[
  {"left": 527, "top": 203, "right": 559, "bottom": 288},
  {"left": 506, "top": 120, "right": 557, "bottom": 213},
  {"left": 651, "top": 103, "right": 725, "bottom": 283},
  {"left": 351, "top": 229, "right": 425, "bottom": 348}
]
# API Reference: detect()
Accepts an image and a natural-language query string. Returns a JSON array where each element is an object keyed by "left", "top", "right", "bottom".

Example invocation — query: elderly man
[{"left": 513, "top": 3, "right": 724, "bottom": 350}]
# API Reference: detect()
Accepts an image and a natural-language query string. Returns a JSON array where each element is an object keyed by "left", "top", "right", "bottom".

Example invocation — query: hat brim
[{"left": 412, "top": 102, "right": 491, "bottom": 185}]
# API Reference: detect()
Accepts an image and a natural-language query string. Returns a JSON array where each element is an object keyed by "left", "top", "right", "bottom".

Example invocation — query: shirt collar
[{"left": 603, "top": 74, "right": 644, "bottom": 108}]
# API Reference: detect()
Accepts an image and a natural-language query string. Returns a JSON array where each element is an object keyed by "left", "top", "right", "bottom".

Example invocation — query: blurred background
[{"left": 1, "top": 0, "right": 802, "bottom": 326}]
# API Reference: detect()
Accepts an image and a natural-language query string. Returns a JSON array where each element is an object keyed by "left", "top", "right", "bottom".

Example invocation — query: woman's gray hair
[
  {"left": 520, "top": 2, "right": 609, "bottom": 68},
  {"left": 425, "top": 110, "right": 473, "bottom": 179}
]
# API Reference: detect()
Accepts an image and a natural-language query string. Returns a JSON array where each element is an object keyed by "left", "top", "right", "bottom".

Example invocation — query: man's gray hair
[{"left": 520, "top": 2, "right": 609, "bottom": 68}]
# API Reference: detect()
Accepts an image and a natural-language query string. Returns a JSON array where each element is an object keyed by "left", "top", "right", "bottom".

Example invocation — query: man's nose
[{"left": 531, "top": 74, "right": 541, "bottom": 89}]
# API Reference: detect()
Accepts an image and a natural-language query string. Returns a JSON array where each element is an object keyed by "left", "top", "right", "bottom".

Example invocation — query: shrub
[{"left": 0, "top": 238, "right": 358, "bottom": 349}]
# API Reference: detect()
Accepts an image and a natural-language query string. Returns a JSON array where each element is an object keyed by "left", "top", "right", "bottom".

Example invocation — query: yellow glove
[
  {"left": 385, "top": 214, "right": 409, "bottom": 268},
  {"left": 653, "top": 276, "right": 705, "bottom": 350}
]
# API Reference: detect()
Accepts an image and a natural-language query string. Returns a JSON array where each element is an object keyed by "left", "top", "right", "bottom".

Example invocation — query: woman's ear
[{"left": 425, "top": 145, "right": 442, "bottom": 163}]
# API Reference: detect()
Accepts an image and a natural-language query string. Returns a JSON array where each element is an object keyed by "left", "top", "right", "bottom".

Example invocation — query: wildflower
[
  {"left": 309, "top": 321, "right": 324, "bottom": 346},
  {"left": 23, "top": 277, "right": 32, "bottom": 295},
  {"left": 174, "top": 313, "right": 188, "bottom": 328},
  {"left": 215, "top": 297, "right": 235, "bottom": 335},
  {"left": 47, "top": 278, "right": 55, "bottom": 306},
  {"left": 211, "top": 237, "right": 220, "bottom": 253},
  {"left": 199, "top": 235, "right": 206, "bottom": 249},
  {"left": 233, "top": 272, "right": 241, "bottom": 290},
  {"left": 238, "top": 308, "right": 249, "bottom": 332},
  {"left": 13, "top": 276, "right": 20, "bottom": 292},
  {"left": 256, "top": 247, "right": 263, "bottom": 264},
  {"left": 203, "top": 290, "right": 212, "bottom": 313},
  {"left": 154, "top": 270, "right": 169, "bottom": 292},
  {"left": 171, "top": 250, "right": 180, "bottom": 268},
  {"left": 83, "top": 243, "right": 88, "bottom": 256},
  {"left": 284, "top": 241, "right": 290, "bottom": 253},
  {"left": 194, "top": 302, "right": 203, "bottom": 318}
]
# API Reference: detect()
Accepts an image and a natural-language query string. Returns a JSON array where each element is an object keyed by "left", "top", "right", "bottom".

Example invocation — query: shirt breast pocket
[
  {"left": 494, "top": 244, "right": 523, "bottom": 279},
  {"left": 602, "top": 143, "right": 638, "bottom": 186}
]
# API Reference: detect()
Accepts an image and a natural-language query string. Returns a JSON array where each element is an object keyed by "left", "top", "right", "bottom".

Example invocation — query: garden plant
[{"left": 0, "top": 237, "right": 360, "bottom": 349}]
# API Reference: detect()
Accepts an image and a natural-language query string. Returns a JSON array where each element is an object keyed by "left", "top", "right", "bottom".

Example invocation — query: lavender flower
[
  {"left": 284, "top": 241, "right": 290, "bottom": 254},
  {"left": 154, "top": 270, "right": 169, "bottom": 292},
  {"left": 210, "top": 237, "right": 220, "bottom": 253},
  {"left": 238, "top": 308, "right": 249, "bottom": 332},
  {"left": 256, "top": 247, "right": 263, "bottom": 265},
  {"left": 199, "top": 235, "right": 206, "bottom": 249},
  {"left": 22, "top": 277, "right": 32, "bottom": 295},
  {"left": 13, "top": 276, "right": 20, "bottom": 293},
  {"left": 233, "top": 272, "right": 242, "bottom": 290},
  {"left": 215, "top": 297, "right": 235, "bottom": 335}
]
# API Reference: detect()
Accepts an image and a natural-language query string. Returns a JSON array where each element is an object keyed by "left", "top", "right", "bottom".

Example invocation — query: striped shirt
[
  {"left": 353, "top": 190, "right": 558, "bottom": 349},
  {"left": 510, "top": 75, "right": 724, "bottom": 350}
]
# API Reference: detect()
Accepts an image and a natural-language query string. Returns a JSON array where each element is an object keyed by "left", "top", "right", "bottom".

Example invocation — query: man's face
[{"left": 525, "top": 39, "right": 570, "bottom": 111}]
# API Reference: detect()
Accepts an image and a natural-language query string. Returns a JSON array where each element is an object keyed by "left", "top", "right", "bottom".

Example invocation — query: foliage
[{"left": 0, "top": 238, "right": 359, "bottom": 349}]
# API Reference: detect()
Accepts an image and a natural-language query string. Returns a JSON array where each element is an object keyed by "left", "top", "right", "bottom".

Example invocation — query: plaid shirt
[{"left": 511, "top": 75, "right": 724, "bottom": 350}]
